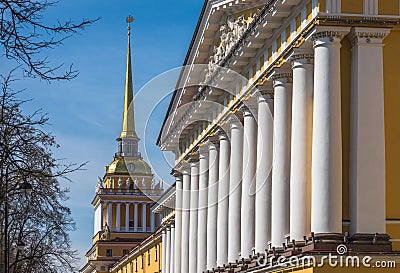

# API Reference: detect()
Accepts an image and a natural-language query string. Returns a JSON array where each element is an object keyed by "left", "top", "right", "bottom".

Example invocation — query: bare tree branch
[
  {"left": 0, "top": 0, "right": 99, "bottom": 81},
  {"left": 0, "top": 71, "right": 86, "bottom": 272}
]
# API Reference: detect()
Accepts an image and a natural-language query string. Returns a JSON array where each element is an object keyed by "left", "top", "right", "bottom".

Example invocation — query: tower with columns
[
  {"left": 80, "top": 17, "right": 162, "bottom": 273},
  {"left": 157, "top": 1, "right": 400, "bottom": 273}
]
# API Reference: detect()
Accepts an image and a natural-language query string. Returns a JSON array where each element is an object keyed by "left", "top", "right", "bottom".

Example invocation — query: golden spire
[{"left": 120, "top": 15, "right": 138, "bottom": 139}]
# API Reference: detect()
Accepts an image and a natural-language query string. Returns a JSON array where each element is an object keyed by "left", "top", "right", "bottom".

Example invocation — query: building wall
[
  {"left": 111, "top": 238, "right": 162, "bottom": 273},
  {"left": 383, "top": 26, "right": 400, "bottom": 250}
]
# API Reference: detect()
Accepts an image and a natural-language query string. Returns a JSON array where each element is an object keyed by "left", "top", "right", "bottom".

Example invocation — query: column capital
[
  {"left": 226, "top": 112, "right": 243, "bottom": 127},
  {"left": 176, "top": 160, "right": 191, "bottom": 174},
  {"left": 215, "top": 126, "right": 230, "bottom": 140},
  {"left": 205, "top": 135, "right": 219, "bottom": 147},
  {"left": 257, "top": 80, "right": 274, "bottom": 101},
  {"left": 258, "top": 89, "right": 274, "bottom": 101},
  {"left": 198, "top": 143, "right": 209, "bottom": 157},
  {"left": 240, "top": 104, "right": 258, "bottom": 119},
  {"left": 188, "top": 153, "right": 200, "bottom": 165},
  {"left": 171, "top": 169, "right": 183, "bottom": 178},
  {"left": 348, "top": 27, "right": 390, "bottom": 48},
  {"left": 290, "top": 48, "right": 314, "bottom": 66},
  {"left": 311, "top": 26, "right": 350, "bottom": 45},
  {"left": 269, "top": 68, "right": 293, "bottom": 85}
]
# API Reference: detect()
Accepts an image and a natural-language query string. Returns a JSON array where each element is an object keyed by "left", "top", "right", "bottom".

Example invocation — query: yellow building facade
[{"left": 157, "top": 0, "right": 400, "bottom": 273}]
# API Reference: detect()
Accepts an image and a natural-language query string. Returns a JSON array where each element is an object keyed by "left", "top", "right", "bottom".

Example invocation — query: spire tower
[{"left": 118, "top": 15, "right": 139, "bottom": 157}]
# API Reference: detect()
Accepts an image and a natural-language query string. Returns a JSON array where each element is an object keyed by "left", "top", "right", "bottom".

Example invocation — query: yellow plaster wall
[
  {"left": 112, "top": 205, "right": 117, "bottom": 229},
  {"left": 341, "top": 0, "right": 363, "bottom": 14},
  {"left": 378, "top": 0, "right": 399, "bottom": 15},
  {"left": 338, "top": 27, "right": 400, "bottom": 248},
  {"left": 383, "top": 28, "right": 400, "bottom": 247},
  {"left": 113, "top": 241, "right": 162, "bottom": 273},
  {"left": 296, "top": 13, "right": 302, "bottom": 34},
  {"left": 318, "top": 0, "right": 326, "bottom": 12},
  {"left": 307, "top": 1, "right": 313, "bottom": 21},
  {"left": 387, "top": 223, "right": 400, "bottom": 250},
  {"left": 340, "top": 36, "right": 351, "bottom": 223},
  {"left": 97, "top": 244, "right": 133, "bottom": 258}
]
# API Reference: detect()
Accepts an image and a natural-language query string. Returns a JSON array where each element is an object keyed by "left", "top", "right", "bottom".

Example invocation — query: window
[
  {"left": 135, "top": 259, "right": 138, "bottom": 272},
  {"left": 147, "top": 250, "right": 151, "bottom": 265},
  {"left": 106, "top": 249, "right": 112, "bottom": 257},
  {"left": 141, "top": 254, "right": 144, "bottom": 269},
  {"left": 123, "top": 249, "right": 129, "bottom": 256},
  {"left": 155, "top": 245, "right": 158, "bottom": 261}
]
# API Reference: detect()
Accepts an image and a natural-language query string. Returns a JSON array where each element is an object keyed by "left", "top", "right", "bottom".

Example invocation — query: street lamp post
[{"left": 3, "top": 167, "right": 33, "bottom": 273}]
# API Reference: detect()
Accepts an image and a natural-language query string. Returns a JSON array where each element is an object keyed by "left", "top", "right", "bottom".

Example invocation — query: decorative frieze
[
  {"left": 348, "top": 27, "right": 390, "bottom": 48},
  {"left": 311, "top": 30, "right": 346, "bottom": 41},
  {"left": 270, "top": 71, "right": 293, "bottom": 84},
  {"left": 258, "top": 89, "right": 274, "bottom": 100},
  {"left": 290, "top": 51, "right": 314, "bottom": 65}
]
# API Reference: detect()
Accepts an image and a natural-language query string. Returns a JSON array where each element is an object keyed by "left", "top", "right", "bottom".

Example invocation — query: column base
[
  {"left": 349, "top": 233, "right": 392, "bottom": 252},
  {"left": 222, "top": 233, "right": 395, "bottom": 273},
  {"left": 302, "top": 233, "right": 392, "bottom": 253}
]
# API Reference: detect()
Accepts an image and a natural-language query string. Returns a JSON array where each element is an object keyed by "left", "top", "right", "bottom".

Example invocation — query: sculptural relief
[{"left": 204, "top": 10, "right": 260, "bottom": 83}]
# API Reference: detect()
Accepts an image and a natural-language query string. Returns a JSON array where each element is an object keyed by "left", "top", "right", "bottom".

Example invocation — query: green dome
[{"left": 107, "top": 157, "right": 152, "bottom": 175}]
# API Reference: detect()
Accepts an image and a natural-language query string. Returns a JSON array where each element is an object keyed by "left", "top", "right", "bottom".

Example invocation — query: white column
[
  {"left": 173, "top": 171, "right": 183, "bottom": 273},
  {"left": 134, "top": 202, "right": 138, "bottom": 232},
  {"left": 363, "top": 0, "right": 378, "bottom": 15},
  {"left": 289, "top": 50, "right": 314, "bottom": 241},
  {"left": 171, "top": 224, "right": 175, "bottom": 273},
  {"left": 228, "top": 116, "right": 243, "bottom": 264},
  {"left": 349, "top": 27, "right": 389, "bottom": 235},
  {"left": 100, "top": 201, "right": 104, "bottom": 230},
  {"left": 142, "top": 203, "right": 147, "bottom": 232},
  {"left": 125, "top": 203, "right": 130, "bottom": 231},
  {"left": 255, "top": 90, "right": 274, "bottom": 254},
  {"left": 107, "top": 202, "right": 112, "bottom": 230},
  {"left": 189, "top": 157, "right": 199, "bottom": 273},
  {"left": 241, "top": 104, "right": 258, "bottom": 259},
  {"left": 217, "top": 129, "right": 230, "bottom": 267},
  {"left": 270, "top": 70, "right": 293, "bottom": 247},
  {"left": 116, "top": 203, "right": 121, "bottom": 231},
  {"left": 206, "top": 139, "right": 219, "bottom": 270},
  {"left": 198, "top": 145, "right": 209, "bottom": 273},
  {"left": 181, "top": 164, "right": 191, "bottom": 273},
  {"left": 162, "top": 228, "right": 167, "bottom": 273},
  {"left": 311, "top": 27, "right": 349, "bottom": 234},
  {"left": 150, "top": 212, "right": 155, "bottom": 232},
  {"left": 166, "top": 226, "right": 171, "bottom": 273}
]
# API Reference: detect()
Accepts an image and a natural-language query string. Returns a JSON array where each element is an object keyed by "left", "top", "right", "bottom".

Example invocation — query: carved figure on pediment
[
  {"left": 215, "top": 44, "right": 224, "bottom": 63},
  {"left": 126, "top": 178, "right": 130, "bottom": 190},
  {"left": 226, "top": 30, "right": 236, "bottom": 53},
  {"left": 220, "top": 24, "right": 230, "bottom": 54},
  {"left": 250, "top": 9, "right": 260, "bottom": 22},
  {"left": 227, "top": 15, "right": 234, "bottom": 31},
  {"left": 235, "top": 15, "right": 247, "bottom": 38},
  {"left": 207, "top": 47, "right": 218, "bottom": 75}
]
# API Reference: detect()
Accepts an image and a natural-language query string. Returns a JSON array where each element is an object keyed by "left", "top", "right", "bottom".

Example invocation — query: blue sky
[{"left": 2, "top": 0, "right": 204, "bottom": 268}]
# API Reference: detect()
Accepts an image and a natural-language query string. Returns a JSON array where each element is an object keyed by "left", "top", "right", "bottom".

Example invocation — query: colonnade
[
  {"left": 103, "top": 201, "right": 156, "bottom": 232},
  {"left": 162, "top": 222, "right": 175, "bottom": 273},
  {"left": 171, "top": 26, "right": 389, "bottom": 273}
]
